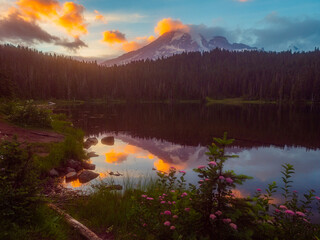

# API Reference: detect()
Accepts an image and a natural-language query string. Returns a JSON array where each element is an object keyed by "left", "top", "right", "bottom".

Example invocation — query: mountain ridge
[{"left": 101, "top": 31, "right": 257, "bottom": 66}]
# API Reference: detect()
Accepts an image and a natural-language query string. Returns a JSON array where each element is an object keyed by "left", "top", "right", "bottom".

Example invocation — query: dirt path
[{"left": 0, "top": 119, "right": 64, "bottom": 143}]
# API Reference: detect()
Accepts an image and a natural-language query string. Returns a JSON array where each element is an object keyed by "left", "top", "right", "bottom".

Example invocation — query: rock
[
  {"left": 49, "top": 168, "right": 59, "bottom": 177},
  {"left": 83, "top": 137, "right": 98, "bottom": 149},
  {"left": 101, "top": 136, "right": 114, "bottom": 146},
  {"left": 87, "top": 151, "right": 99, "bottom": 158},
  {"left": 106, "top": 185, "right": 123, "bottom": 190},
  {"left": 109, "top": 171, "right": 123, "bottom": 176},
  {"left": 55, "top": 167, "right": 67, "bottom": 175},
  {"left": 66, "top": 167, "right": 76, "bottom": 173},
  {"left": 78, "top": 170, "right": 99, "bottom": 183},
  {"left": 82, "top": 162, "right": 96, "bottom": 170},
  {"left": 66, "top": 159, "right": 83, "bottom": 171},
  {"left": 65, "top": 172, "right": 77, "bottom": 182}
]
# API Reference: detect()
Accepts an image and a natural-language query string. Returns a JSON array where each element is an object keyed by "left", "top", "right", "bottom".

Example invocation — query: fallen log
[{"left": 47, "top": 203, "right": 103, "bottom": 240}]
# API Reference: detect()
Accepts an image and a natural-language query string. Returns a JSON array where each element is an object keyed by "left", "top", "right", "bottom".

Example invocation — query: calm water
[{"left": 55, "top": 103, "right": 320, "bottom": 220}]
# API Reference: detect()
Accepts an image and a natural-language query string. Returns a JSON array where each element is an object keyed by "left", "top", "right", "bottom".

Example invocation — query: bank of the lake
[{"left": 0, "top": 101, "right": 94, "bottom": 240}]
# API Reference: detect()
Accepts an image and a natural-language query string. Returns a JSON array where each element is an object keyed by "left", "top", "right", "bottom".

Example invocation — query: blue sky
[{"left": 0, "top": 0, "right": 319, "bottom": 59}]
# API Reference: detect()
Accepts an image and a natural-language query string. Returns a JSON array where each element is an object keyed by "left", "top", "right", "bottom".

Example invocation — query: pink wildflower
[
  {"left": 199, "top": 180, "right": 204, "bottom": 183},
  {"left": 170, "top": 190, "right": 175, "bottom": 192},
  {"left": 230, "top": 223, "right": 237, "bottom": 230},
  {"left": 303, "top": 218, "right": 310, "bottom": 223},
  {"left": 142, "top": 223, "right": 147, "bottom": 227},
  {"left": 185, "top": 208, "right": 190, "bottom": 212},
  {"left": 146, "top": 197, "right": 154, "bottom": 200},
  {"left": 170, "top": 226, "right": 176, "bottom": 230},
  {"left": 284, "top": 210, "right": 295, "bottom": 216},
  {"left": 172, "top": 201, "right": 176, "bottom": 204},
  {"left": 173, "top": 215, "right": 178, "bottom": 219},
  {"left": 162, "top": 193, "right": 167, "bottom": 196},
  {"left": 160, "top": 201, "right": 166, "bottom": 204},
  {"left": 275, "top": 209, "right": 281, "bottom": 213},
  {"left": 218, "top": 176, "right": 225, "bottom": 180},
  {"left": 223, "top": 218, "right": 232, "bottom": 224},
  {"left": 315, "top": 196, "right": 320, "bottom": 200},
  {"left": 205, "top": 178, "right": 210, "bottom": 181},
  {"left": 209, "top": 161, "right": 217, "bottom": 166},
  {"left": 210, "top": 214, "right": 216, "bottom": 220},
  {"left": 296, "top": 211, "right": 306, "bottom": 217},
  {"left": 141, "top": 195, "right": 147, "bottom": 198},
  {"left": 179, "top": 170, "right": 186, "bottom": 174},
  {"left": 168, "top": 201, "right": 172, "bottom": 205},
  {"left": 198, "top": 165, "right": 206, "bottom": 169},
  {"left": 225, "top": 178, "right": 233, "bottom": 184},
  {"left": 256, "top": 188, "right": 261, "bottom": 192},
  {"left": 279, "top": 205, "right": 287, "bottom": 210},
  {"left": 189, "top": 198, "right": 192, "bottom": 201},
  {"left": 164, "top": 221, "right": 171, "bottom": 226},
  {"left": 215, "top": 210, "right": 222, "bottom": 216},
  {"left": 164, "top": 210, "right": 171, "bottom": 215}
]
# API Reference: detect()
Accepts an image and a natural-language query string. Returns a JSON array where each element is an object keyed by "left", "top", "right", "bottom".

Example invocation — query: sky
[{"left": 0, "top": 0, "right": 320, "bottom": 60}]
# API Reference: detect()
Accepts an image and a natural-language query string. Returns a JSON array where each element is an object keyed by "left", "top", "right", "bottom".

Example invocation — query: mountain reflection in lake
[{"left": 55, "top": 103, "right": 320, "bottom": 220}]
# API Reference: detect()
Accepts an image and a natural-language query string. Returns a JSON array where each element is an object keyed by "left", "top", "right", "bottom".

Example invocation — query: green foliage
[
  {"left": 0, "top": 204, "right": 82, "bottom": 240},
  {"left": 1, "top": 100, "right": 52, "bottom": 128},
  {"left": 0, "top": 71, "right": 15, "bottom": 99},
  {"left": 0, "top": 138, "right": 40, "bottom": 236},
  {"left": 35, "top": 116, "right": 85, "bottom": 172}
]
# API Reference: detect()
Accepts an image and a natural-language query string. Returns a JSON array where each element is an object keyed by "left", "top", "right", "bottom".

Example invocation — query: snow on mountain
[{"left": 101, "top": 31, "right": 257, "bottom": 66}]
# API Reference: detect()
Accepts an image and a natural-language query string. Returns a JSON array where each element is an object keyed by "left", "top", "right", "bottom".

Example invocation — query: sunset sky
[{"left": 0, "top": 0, "right": 319, "bottom": 60}]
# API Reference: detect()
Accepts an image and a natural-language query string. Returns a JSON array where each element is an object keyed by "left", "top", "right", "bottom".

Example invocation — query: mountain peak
[{"left": 101, "top": 31, "right": 257, "bottom": 66}]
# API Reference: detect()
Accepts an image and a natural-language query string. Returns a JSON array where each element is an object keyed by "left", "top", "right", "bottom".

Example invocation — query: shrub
[
  {"left": 128, "top": 133, "right": 320, "bottom": 240},
  {"left": 2, "top": 100, "right": 52, "bottom": 128},
  {"left": 0, "top": 138, "right": 40, "bottom": 236}
]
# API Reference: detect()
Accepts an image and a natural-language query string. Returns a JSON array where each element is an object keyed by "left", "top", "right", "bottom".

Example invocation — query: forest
[{"left": 1, "top": 44, "right": 320, "bottom": 102}]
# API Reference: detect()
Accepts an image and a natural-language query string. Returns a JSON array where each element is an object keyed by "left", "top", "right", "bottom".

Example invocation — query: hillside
[{"left": 1, "top": 44, "right": 320, "bottom": 102}]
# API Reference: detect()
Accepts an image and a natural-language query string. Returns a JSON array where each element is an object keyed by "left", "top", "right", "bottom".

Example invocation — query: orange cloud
[
  {"left": 57, "top": 2, "right": 87, "bottom": 37},
  {"left": 16, "top": 0, "right": 59, "bottom": 20},
  {"left": 94, "top": 10, "right": 106, "bottom": 23},
  {"left": 8, "top": 0, "right": 87, "bottom": 38},
  {"left": 105, "top": 150, "right": 128, "bottom": 163},
  {"left": 122, "top": 35, "right": 155, "bottom": 52},
  {"left": 102, "top": 30, "right": 126, "bottom": 44},
  {"left": 154, "top": 18, "right": 189, "bottom": 36}
]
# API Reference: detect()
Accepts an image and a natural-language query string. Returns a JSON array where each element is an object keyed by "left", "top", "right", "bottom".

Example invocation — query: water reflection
[
  {"left": 55, "top": 103, "right": 320, "bottom": 149},
  {"left": 56, "top": 103, "right": 320, "bottom": 221}
]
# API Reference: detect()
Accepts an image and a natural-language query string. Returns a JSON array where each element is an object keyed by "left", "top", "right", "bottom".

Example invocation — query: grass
[
  {"left": 35, "top": 115, "right": 85, "bottom": 173},
  {"left": 62, "top": 175, "right": 158, "bottom": 238},
  {"left": 206, "top": 97, "right": 277, "bottom": 105},
  {"left": 0, "top": 203, "right": 83, "bottom": 240}
]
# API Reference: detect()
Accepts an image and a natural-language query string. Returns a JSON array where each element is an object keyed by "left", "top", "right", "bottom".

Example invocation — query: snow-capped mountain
[{"left": 101, "top": 31, "right": 257, "bottom": 66}]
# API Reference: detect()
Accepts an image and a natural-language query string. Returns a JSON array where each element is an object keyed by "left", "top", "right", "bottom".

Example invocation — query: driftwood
[{"left": 48, "top": 203, "right": 103, "bottom": 240}]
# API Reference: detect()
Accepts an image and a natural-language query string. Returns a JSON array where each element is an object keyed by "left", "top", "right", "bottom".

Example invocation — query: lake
[{"left": 55, "top": 103, "right": 320, "bottom": 220}]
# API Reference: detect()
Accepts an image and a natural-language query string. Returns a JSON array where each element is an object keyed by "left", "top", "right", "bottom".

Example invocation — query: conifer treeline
[{"left": 1, "top": 44, "right": 320, "bottom": 101}]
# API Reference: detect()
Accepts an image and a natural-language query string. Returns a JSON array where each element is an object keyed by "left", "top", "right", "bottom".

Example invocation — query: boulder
[
  {"left": 82, "top": 162, "right": 96, "bottom": 170},
  {"left": 65, "top": 172, "right": 77, "bottom": 182},
  {"left": 101, "top": 136, "right": 114, "bottom": 146},
  {"left": 49, "top": 168, "right": 59, "bottom": 177},
  {"left": 78, "top": 170, "right": 99, "bottom": 183},
  {"left": 66, "top": 167, "right": 76, "bottom": 173},
  {"left": 87, "top": 151, "right": 99, "bottom": 158},
  {"left": 83, "top": 137, "right": 98, "bottom": 149},
  {"left": 66, "top": 159, "right": 83, "bottom": 171}
]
